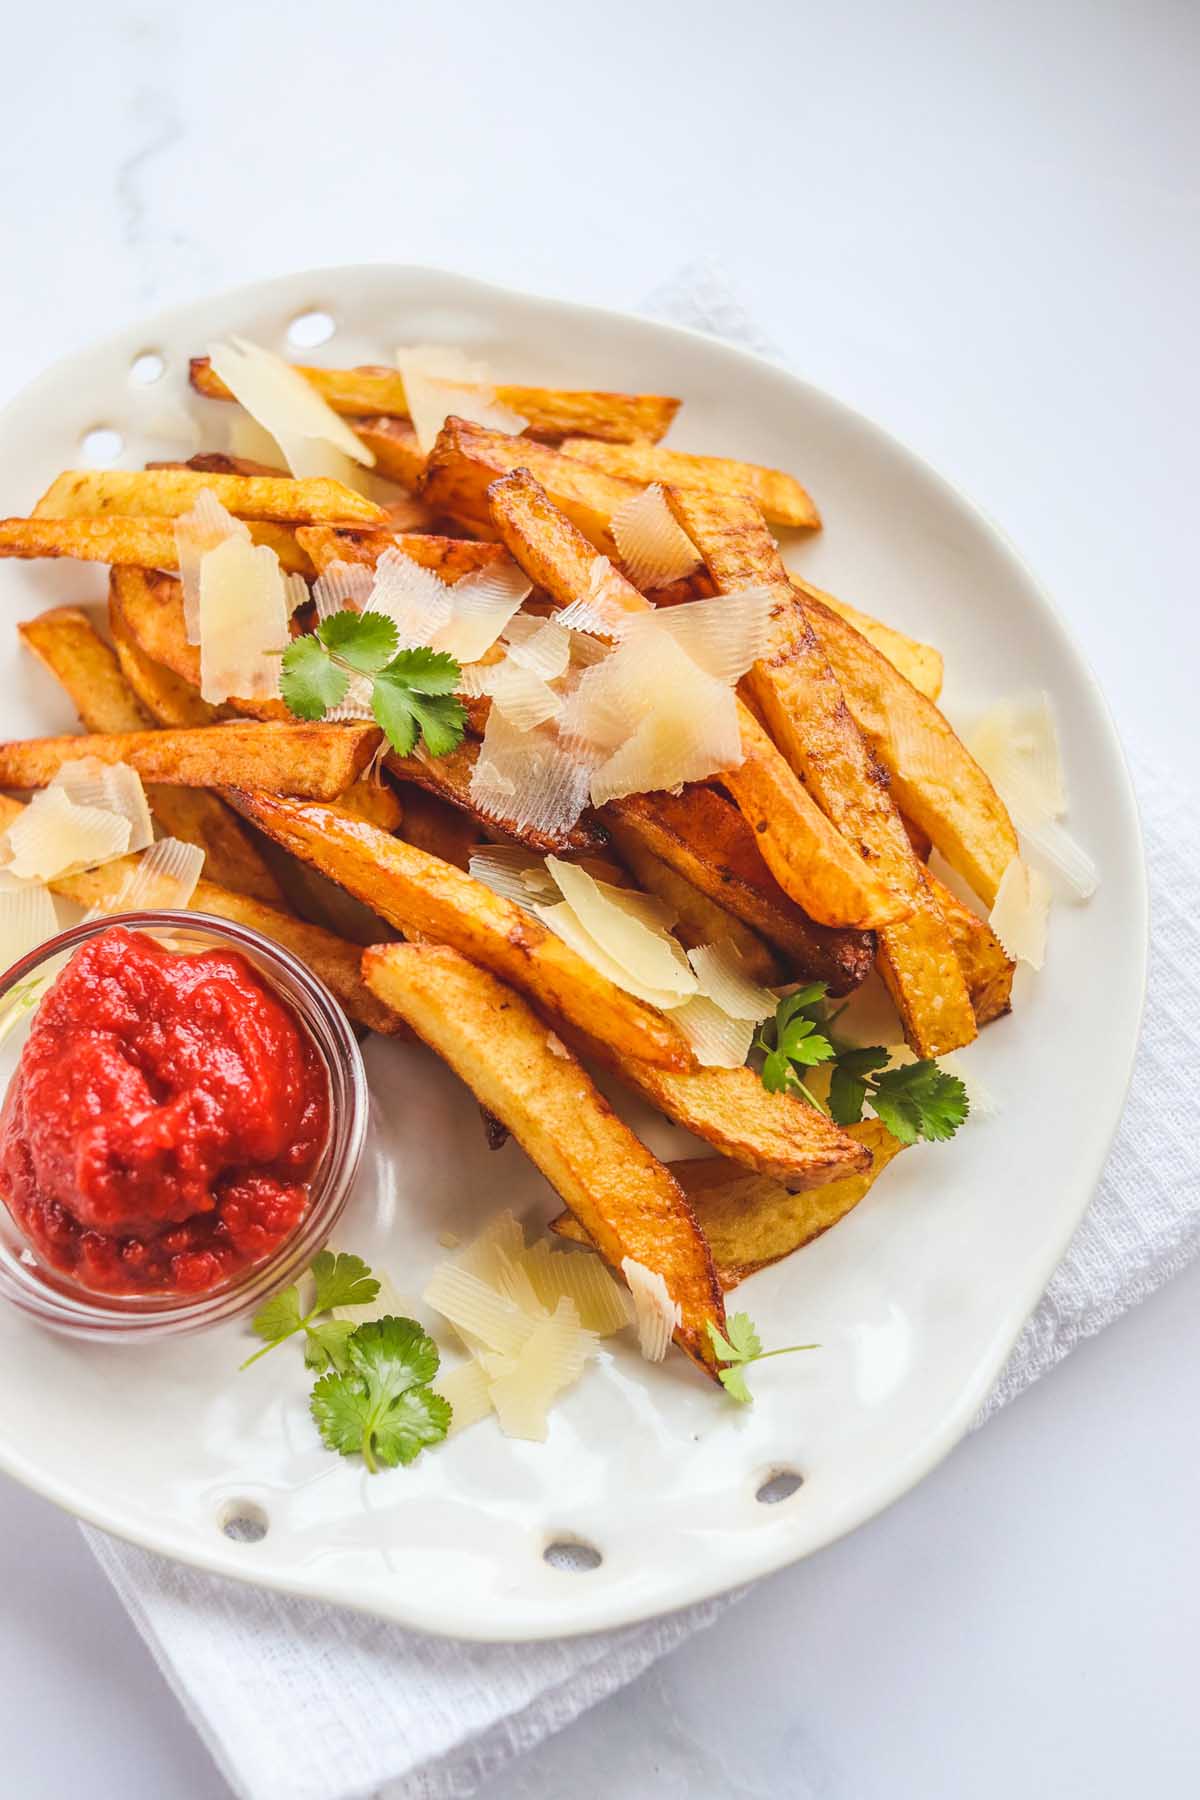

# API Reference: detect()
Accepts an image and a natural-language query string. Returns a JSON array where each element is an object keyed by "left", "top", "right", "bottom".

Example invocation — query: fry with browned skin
[
  {"left": 190, "top": 357, "right": 680, "bottom": 443},
  {"left": 485, "top": 467, "right": 903, "bottom": 931},
  {"left": 363, "top": 941, "right": 722, "bottom": 1374},
  {"left": 0, "top": 514, "right": 315, "bottom": 575},
  {"left": 395, "top": 782, "right": 482, "bottom": 870},
  {"left": 553, "top": 1119, "right": 902, "bottom": 1286},
  {"left": 225, "top": 793, "right": 690, "bottom": 1072},
  {"left": 33, "top": 468, "right": 384, "bottom": 527},
  {"left": 108, "top": 566, "right": 292, "bottom": 722},
  {"left": 665, "top": 487, "right": 975, "bottom": 1057},
  {"left": 560, "top": 437, "right": 820, "bottom": 531},
  {"left": 927, "top": 873, "right": 1015, "bottom": 1026},
  {"left": 806, "top": 593, "right": 1018, "bottom": 907},
  {"left": 0, "top": 722, "right": 380, "bottom": 798},
  {"left": 347, "top": 419, "right": 427, "bottom": 490},
  {"left": 422, "top": 419, "right": 641, "bottom": 548},
  {"left": 18, "top": 604, "right": 287, "bottom": 906},
  {"left": 296, "top": 524, "right": 508, "bottom": 581},
  {"left": 791, "top": 578, "right": 943, "bottom": 701}
]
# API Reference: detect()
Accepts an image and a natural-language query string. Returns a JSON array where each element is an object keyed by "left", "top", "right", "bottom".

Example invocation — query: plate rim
[{"left": 0, "top": 263, "right": 1149, "bottom": 1640}]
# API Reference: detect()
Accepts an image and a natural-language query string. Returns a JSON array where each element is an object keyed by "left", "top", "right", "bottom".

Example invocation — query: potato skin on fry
[
  {"left": 33, "top": 468, "right": 384, "bottom": 527},
  {"left": 224, "top": 792, "right": 691, "bottom": 1072},
  {"left": 560, "top": 436, "right": 821, "bottom": 532},
  {"left": 422, "top": 418, "right": 640, "bottom": 548},
  {"left": 0, "top": 722, "right": 380, "bottom": 798},
  {"left": 362, "top": 941, "right": 723, "bottom": 1374},
  {"left": 0, "top": 514, "right": 313, "bottom": 575}
]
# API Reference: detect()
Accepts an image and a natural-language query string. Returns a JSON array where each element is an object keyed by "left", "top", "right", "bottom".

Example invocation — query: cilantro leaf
[
  {"left": 717, "top": 1363, "right": 754, "bottom": 1404},
  {"left": 316, "top": 609, "right": 398, "bottom": 674},
  {"left": 310, "top": 1251, "right": 380, "bottom": 1315},
  {"left": 383, "top": 645, "right": 465, "bottom": 696},
  {"left": 706, "top": 1312, "right": 816, "bottom": 1405},
  {"left": 240, "top": 1248, "right": 381, "bottom": 1370},
  {"left": 279, "top": 636, "right": 349, "bottom": 721},
  {"left": 405, "top": 689, "right": 468, "bottom": 758},
  {"left": 310, "top": 1315, "right": 447, "bottom": 1472},
  {"left": 828, "top": 1063, "right": 868, "bottom": 1125},
  {"left": 371, "top": 662, "right": 466, "bottom": 759},
  {"left": 249, "top": 1285, "right": 303, "bottom": 1349},
  {"left": 871, "top": 1062, "right": 969, "bottom": 1145},
  {"left": 303, "top": 1319, "right": 359, "bottom": 1374}
]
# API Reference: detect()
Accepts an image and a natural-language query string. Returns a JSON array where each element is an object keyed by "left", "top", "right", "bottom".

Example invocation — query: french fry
[
  {"left": 225, "top": 793, "right": 691, "bottom": 1071},
  {"left": 665, "top": 487, "right": 976, "bottom": 1057},
  {"left": 33, "top": 468, "right": 384, "bottom": 528},
  {"left": 395, "top": 782, "right": 482, "bottom": 870},
  {"left": 106, "top": 594, "right": 225, "bottom": 728},
  {"left": 295, "top": 524, "right": 510, "bottom": 582},
  {"left": 928, "top": 872, "right": 1015, "bottom": 1026},
  {"left": 347, "top": 419, "right": 427, "bottom": 491},
  {"left": 805, "top": 593, "right": 1018, "bottom": 907},
  {"left": 422, "top": 418, "right": 641, "bottom": 548},
  {"left": 605, "top": 790, "right": 873, "bottom": 991},
  {"left": 606, "top": 827, "right": 782, "bottom": 985},
  {"left": 327, "top": 777, "right": 404, "bottom": 833},
  {"left": 553, "top": 1119, "right": 903, "bottom": 1285},
  {"left": 0, "top": 514, "right": 313, "bottom": 575},
  {"left": 485, "top": 468, "right": 903, "bottom": 931},
  {"left": 108, "top": 566, "right": 290, "bottom": 722},
  {"left": 0, "top": 722, "right": 381, "bottom": 798},
  {"left": 190, "top": 357, "right": 680, "bottom": 443},
  {"left": 148, "top": 451, "right": 288, "bottom": 478},
  {"left": 19, "top": 604, "right": 287, "bottom": 907},
  {"left": 560, "top": 437, "right": 820, "bottom": 531},
  {"left": 792, "top": 578, "right": 943, "bottom": 701},
  {"left": 362, "top": 941, "right": 722, "bottom": 1373},
  {"left": 383, "top": 737, "right": 607, "bottom": 855}
]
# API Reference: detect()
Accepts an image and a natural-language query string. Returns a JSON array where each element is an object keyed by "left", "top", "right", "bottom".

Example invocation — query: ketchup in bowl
[{"left": 0, "top": 925, "right": 330, "bottom": 1298}]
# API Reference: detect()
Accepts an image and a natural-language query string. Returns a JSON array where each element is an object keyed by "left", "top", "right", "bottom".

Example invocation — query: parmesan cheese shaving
[
  {"left": 477, "top": 659, "right": 563, "bottom": 730},
  {"left": 175, "top": 488, "right": 249, "bottom": 643},
  {"left": 209, "top": 337, "right": 374, "bottom": 481},
  {"left": 0, "top": 878, "right": 59, "bottom": 972},
  {"left": 395, "top": 346, "right": 529, "bottom": 454},
  {"left": 198, "top": 533, "right": 289, "bottom": 705},
  {"left": 588, "top": 699, "right": 742, "bottom": 805},
  {"left": 3, "top": 787, "right": 132, "bottom": 881},
  {"left": 520, "top": 1240, "right": 631, "bottom": 1336},
  {"left": 421, "top": 1263, "right": 535, "bottom": 1358},
  {"left": 457, "top": 1211, "right": 526, "bottom": 1285},
  {"left": 544, "top": 855, "right": 696, "bottom": 997},
  {"left": 432, "top": 1359, "right": 494, "bottom": 1437},
  {"left": 687, "top": 941, "right": 777, "bottom": 1020},
  {"left": 312, "top": 559, "right": 376, "bottom": 621},
  {"left": 988, "top": 857, "right": 1051, "bottom": 969},
  {"left": 969, "top": 692, "right": 1096, "bottom": 900},
  {"left": 620, "top": 1258, "right": 680, "bottom": 1363},
  {"left": 533, "top": 899, "right": 689, "bottom": 1009},
  {"left": 610, "top": 483, "right": 700, "bottom": 589},
  {"left": 82, "top": 838, "right": 204, "bottom": 919},
  {"left": 430, "top": 562, "right": 532, "bottom": 664},
  {"left": 467, "top": 846, "right": 559, "bottom": 911},
  {"left": 668, "top": 995, "right": 758, "bottom": 1069},
  {"left": 488, "top": 1299, "right": 594, "bottom": 1442},
  {"left": 639, "top": 586, "right": 773, "bottom": 684},
  {"left": 502, "top": 615, "right": 572, "bottom": 681},
  {"left": 469, "top": 709, "right": 591, "bottom": 841},
  {"left": 368, "top": 548, "right": 453, "bottom": 648},
  {"left": 50, "top": 759, "right": 153, "bottom": 857}
]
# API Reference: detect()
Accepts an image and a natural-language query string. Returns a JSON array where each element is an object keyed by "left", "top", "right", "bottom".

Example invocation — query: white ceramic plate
[{"left": 0, "top": 267, "right": 1146, "bottom": 1641}]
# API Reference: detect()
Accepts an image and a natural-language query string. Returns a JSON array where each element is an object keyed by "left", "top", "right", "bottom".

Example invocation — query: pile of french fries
[{"left": 0, "top": 353, "right": 1020, "bottom": 1380}]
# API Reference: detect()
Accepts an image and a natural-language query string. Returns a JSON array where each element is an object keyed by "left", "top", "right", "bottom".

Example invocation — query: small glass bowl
[{"left": 0, "top": 911, "right": 367, "bottom": 1342}]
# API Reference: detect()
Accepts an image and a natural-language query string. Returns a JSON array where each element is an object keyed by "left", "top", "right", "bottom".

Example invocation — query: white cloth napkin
[{"left": 83, "top": 270, "right": 1200, "bottom": 1800}]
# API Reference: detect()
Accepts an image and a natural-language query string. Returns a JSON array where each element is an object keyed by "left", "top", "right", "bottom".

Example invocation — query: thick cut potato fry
[
  {"left": 485, "top": 468, "right": 901, "bottom": 930},
  {"left": 295, "top": 524, "right": 508, "bottom": 582},
  {"left": 106, "top": 594, "right": 224, "bottom": 728},
  {"left": 422, "top": 419, "right": 640, "bottom": 548},
  {"left": 0, "top": 514, "right": 313, "bottom": 575},
  {"left": 22, "top": 602, "right": 286, "bottom": 906},
  {"left": 327, "top": 777, "right": 404, "bottom": 833},
  {"left": 606, "top": 791, "right": 873, "bottom": 992},
  {"left": 806, "top": 594, "right": 1018, "bottom": 907},
  {"left": 348, "top": 419, "right": 427, "bottom": 490},
  {"left": 395, "top": 782, "right": 482, "bottom": 870},
  {"left": 607, "top": 827, "right": 782, "bottom": 985},
  {"left": 109, "top": 566, "right": 291, "bottom": 723},
  {"left": 190, "top": 357, "right": 680, "bottom": 443},
  {"left": 560, "top": 437, "right": 820, "bottom": 531},
  {"left": 791, "top": 578, "right": 943, "bottom": 701},
  {"left": 928, "top": 872, "right": 1014, "bottom": 1025},
  {"left": 363, "top": 942, "right": 722, "bottom": 1373},
  {"left": 225, "top": 793, "right": 690, "bottom": 1071},
  {"left": 0, "top": 722, "right": 380, "bottom": 797},
  {"left": 666, "top": 487, "right": 975, "bottom": 1057},
  {"left": 34, "top": 468, "right": 384, "bottom": 528},
  {"left": 147, "top": 451, "right": 288, "bottom": 478},
  {"left": 554, "top": 1119, "right": 903, "bottom": 1286}
]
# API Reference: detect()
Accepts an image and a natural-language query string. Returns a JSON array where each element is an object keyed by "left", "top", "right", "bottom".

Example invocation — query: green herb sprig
[
  {"left": 756, "top": 983, "right": 969, "bottom": 1146},
  {"left": 707, "top": 1313, "right": 818, "bottom": 1404},
  {"left": 240, "top": 1250, "right": 380, "bottom": 1372},
  {"left": 280, "top": 609, "right": 466, "bottom": 759}
]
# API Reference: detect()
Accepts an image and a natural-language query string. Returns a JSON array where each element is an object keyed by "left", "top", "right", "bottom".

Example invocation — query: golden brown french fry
[
  {"left": 190, "top": 357, "right": 680, "bottom": 443},
  {"left": 395, "top": 782, "right": 482, "bottom": 870},
  {"left": 108, "top": 566, "right": 290, "bottom": 723},
  {"left": 604, "top": 789, "right": 873, "bottom": 992},
  {"left": 148, "top": 451, "right": 288, "bottom": 478},
  {"left": 553, "top": 1119, "right": 903, "bottom": 1285},
  {"left": 295, "top": 524, "right": 509, "bottom": 582},
  {"left": 791, "top": 578, "right": 943, "bottom": 701},
  {"left": 560, "top": 437, "right": 820, "bottom": 531},
  {"left": 225, "top": 793, "right": 691, "bottom": 1071},
  {"left": 422, "top": 418, "right": 640, "bottom": 547},
  {"left": 33, "top": 469, "right": 384, "bottom": 528},
  {"left": 362, "top": 941, "right": 722, "bottom": 1374},
  {"left": 607, "top": 828, "right": 782, "bottom": 985},
  {"left": 665, "top": 487, "right": 975, "bottom": 1057},
  {"left": 485, "top": 468, "right": 902, "bottom": 931},
  {"left": 19, "top": 604, "right": 288, "bottom": 907},
  {"left": 928, "top": 873, "right": 1015, "bottom": 1026},
  {"left": 348, "top": 419, "right": 427, "bottom": 490},
  {"left": 106, "top": 594, "right": 225, "bottom": 728},
  {"left": 0, "top": 514, "right": 313, "bottom": 576},
  {"left": 805, "top": 593, "right": 1018, "bottom": 907},
  {"left": 0, "top": 722, "right": 380, "bottom": 798}
]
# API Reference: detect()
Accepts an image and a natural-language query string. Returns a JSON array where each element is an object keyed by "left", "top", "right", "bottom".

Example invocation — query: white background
[{"left": 0, "top": 0, "right": 1197, "bottom": 1794}]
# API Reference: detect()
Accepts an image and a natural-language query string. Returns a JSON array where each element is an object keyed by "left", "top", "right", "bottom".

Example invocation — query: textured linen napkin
[{"left": 83, "top": 270, "right": 1200, "bottom": 1800}]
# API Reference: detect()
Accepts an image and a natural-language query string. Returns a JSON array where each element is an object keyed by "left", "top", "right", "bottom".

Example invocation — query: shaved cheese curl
[{"left": 610, "top": 484, "right": 700, "bottom": 589}]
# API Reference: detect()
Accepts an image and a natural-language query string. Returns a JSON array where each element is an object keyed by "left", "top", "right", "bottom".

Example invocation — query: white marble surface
[{"left": 0, "top": 0, "right": 1197, "bottom": 1794}]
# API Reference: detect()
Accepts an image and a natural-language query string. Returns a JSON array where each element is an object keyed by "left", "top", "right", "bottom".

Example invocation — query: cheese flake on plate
[
  {"left": 467, "top": 846, "right": 559, "bottom": 911},
  {"left": 209, "top": 337, "right": 374, "bottom": 483},
  {"left": 197, "top": 533, "right": 290, "bottom": 705},
  {"left": 49, "top": 758, "right": 154, "bottom": 856},
  {"left": 432, "top": 1359, "right": 495, "bottom": 1437},
  {"left": 430, "top": 561, "right": 532, "bottom": 664},
  {"left": 610, "top": 483, "right": 700, "bottom": 589},
  {"left": 502, "top": 615, "right": 573, "bottom": 681},
  {"left": 488, "top": 1299, "right": 595, "bottom": 1442},
  {"left": 989, "top": 856, "right": 1052, "bottom": 969},
  {"left": 421, "top": 1263, "right": 536, "bottom": 1359},
  {"left": 368, "top": 549, "right": 453, "bottom": 648},
  {"left": 640, "top": 586, "right": 773, "bottom": 684},
  {"left": 667, "top": 995, "right": 758, "bottom": 1069},
  {"left": 396, "top": 345, "right": 528, "bottom": 454},
  {"left": 0, "top": 877, "right": 60, "bottom": 971},
  {"left": 621, "top": 1258, "right": 681, "bottom": 1363},
  {"left": 3, "top": 786, "right": 132, "bottom": 882},
  {"left": 969, "top": 692, "right": 1097, "bottom": 901}
]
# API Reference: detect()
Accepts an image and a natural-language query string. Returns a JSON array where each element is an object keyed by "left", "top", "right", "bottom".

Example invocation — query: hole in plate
[
  {"left": 220, "top": 1500, "right": 269, "bottom": 1543},
  {"left": 80, "top": 427, "right": 123, "bottom": 465},
  {"left": 130, "top": 351, "right": 165, "bottom": 385},
  {"left": 286, "top": 310, "right": 335, "bottom": 350},
  {"left": 756, "top": 1469, "right": 804, "bottom": 1506},
  {"left": 543, "top": 1538, "right": 602, "bottom": 1573}
]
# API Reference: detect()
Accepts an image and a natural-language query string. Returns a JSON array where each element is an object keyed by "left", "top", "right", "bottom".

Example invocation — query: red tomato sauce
[{"left": 0, "top": 927, "right": 328, "bottom": 1296}]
